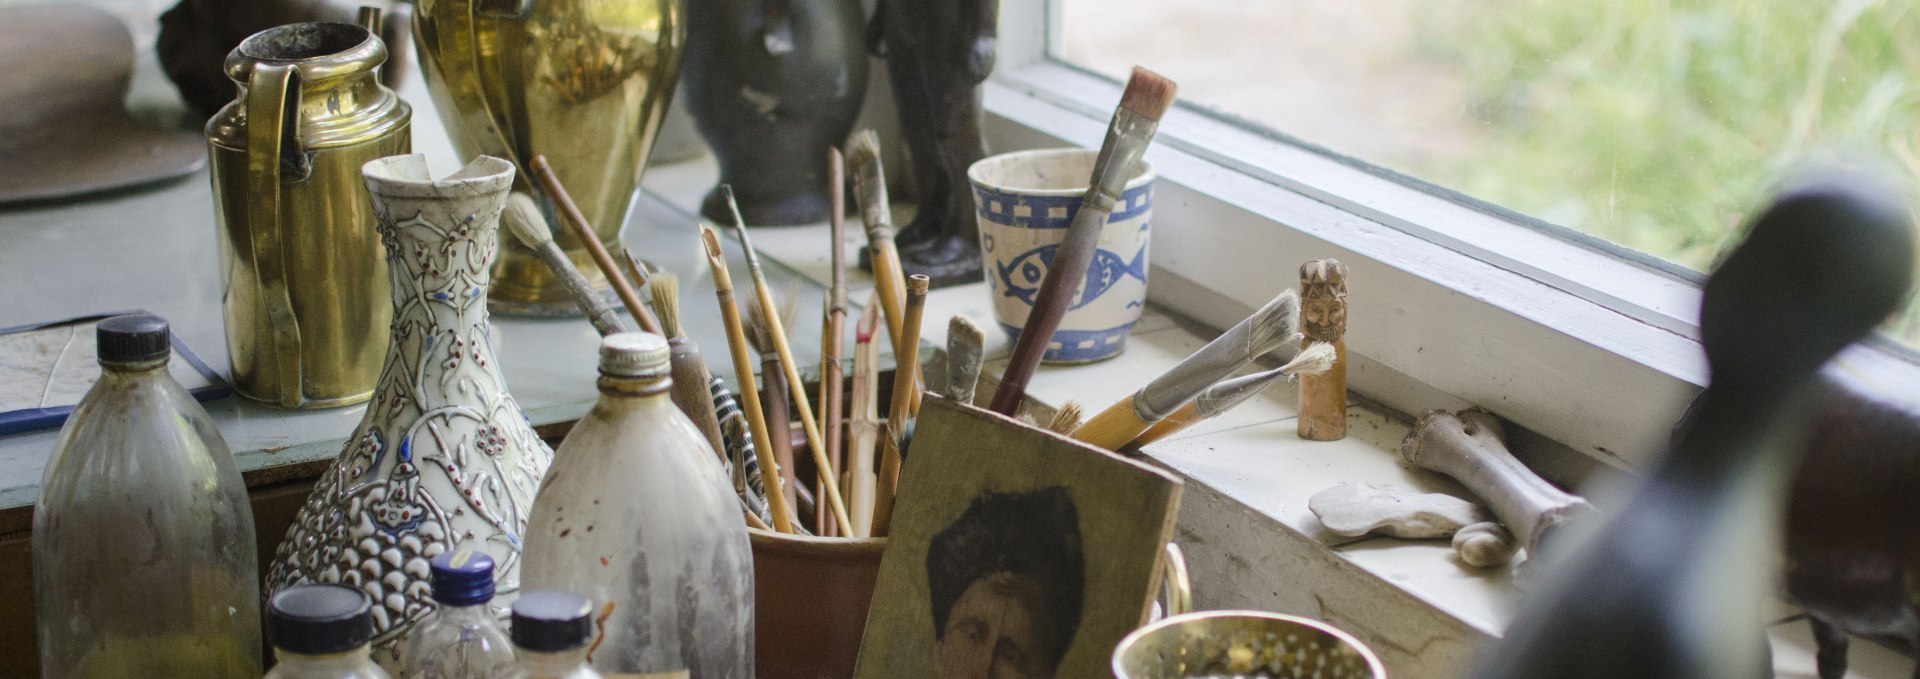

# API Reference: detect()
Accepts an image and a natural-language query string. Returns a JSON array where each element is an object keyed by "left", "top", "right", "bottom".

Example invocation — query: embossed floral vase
[
  {"left": 266, "top": 154, "right": 554, "bottom": 669},
  {"left": 968, "top": 148, "right": 1156, "bottom": 364}
]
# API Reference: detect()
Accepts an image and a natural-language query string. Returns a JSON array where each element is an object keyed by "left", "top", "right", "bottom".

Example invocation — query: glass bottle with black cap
[
  {"left": 265, "top": 583, "right": 392, "bottom": 678},
  {"left": 32, "top": 313, "right": 261, "bottom": 677},
  {"left": 401, "top": 550, "right": 515, "bottom": 678},
  {"left": 499, "top": 591, "right": 602, "bottom": 679}
]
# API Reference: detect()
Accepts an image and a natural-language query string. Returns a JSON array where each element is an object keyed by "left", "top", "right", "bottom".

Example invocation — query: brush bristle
[
  {"left": 745, "top": 297, "right": 774, "bottom": 355},
  {"left": 501, "top": 192, "right": 551, "bottom": 249},
  {"left": 1248, "top": 289, "right": 1302, "bottom": 358},
  {"left": 845, "top": 130, "right": 882, "bottom": 172},
  {"left": 651, "top": 272, "right": 682, "bottom": 339},
  {"left": 1119, "top": 67, "right": 1179, "bottom": 122},
  {"left": 948, "top": 315, "right": 985, "bottom": 347},
  {"left": 1283, "top": 342, "right": 1338, "bottom": 377},
  {"left": 1047, "top": 401, "right": 1085, "bottom": 434}
]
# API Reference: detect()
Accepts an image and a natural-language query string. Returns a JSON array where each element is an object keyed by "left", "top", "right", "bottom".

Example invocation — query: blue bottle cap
[{"left": 429, "top": 550, "right": 496, "bottom": 607}]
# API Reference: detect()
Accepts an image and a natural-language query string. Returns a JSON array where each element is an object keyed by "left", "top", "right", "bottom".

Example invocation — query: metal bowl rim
[{"left": 1110, "top": 609, "right": 1389, "bottom": 679}]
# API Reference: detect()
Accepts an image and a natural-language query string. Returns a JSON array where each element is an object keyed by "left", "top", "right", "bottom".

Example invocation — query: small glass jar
[
  {"left": 402, "top": 551, "right": 515, "bottom": 678},
  {"left": 265, "top": 584, "right": 392, "bottom": 679},
  {"left": 498, "top": 591, "right": 603, "bottom": 679}
]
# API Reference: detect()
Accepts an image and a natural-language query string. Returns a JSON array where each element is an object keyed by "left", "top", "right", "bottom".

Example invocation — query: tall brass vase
[
  {"left": 207, "top": 18, "right": 410, "bottom": 408},
  {"left": 413, "top": 0, "right": 684, "bottom": 316}
]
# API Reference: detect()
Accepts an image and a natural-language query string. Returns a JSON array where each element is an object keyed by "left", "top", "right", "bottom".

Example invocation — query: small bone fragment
[
  {"left": 1308, "top": 483, "right": 1491, "bottom": 538},
  {"left": 1454, "top": 521, "right": 1520, "bottom": 568},
  {"left": 1401, "top": 409, "right": 1594, "bottom": 553}
]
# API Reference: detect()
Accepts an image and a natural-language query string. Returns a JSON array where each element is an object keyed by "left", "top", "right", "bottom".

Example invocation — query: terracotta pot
[{"left": 749, "top": 529, "right": 886, "bottom": 678}]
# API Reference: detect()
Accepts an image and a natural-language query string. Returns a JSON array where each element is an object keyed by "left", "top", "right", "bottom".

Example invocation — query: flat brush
[
  {"left": 990, "top": 67, "right": 1177, "bottom": 416},
  {"left": 647, "top": 271, "right": 731, "bottom": 465},
  {"left": 872, "top": 274, "right": 930, "bottom": 538},
  {"left": 700, "top": 224, "right": 794, "bottom": 533},
  {"left": 1127, "top": 341, "right": 1337, "bottom": 448},
  {"left": 1071, "top": 289, "right": 1301, "bottom": 450},
  {"left": 528, "top": 155, "right": 662, "bottom": 335},
  {"left": 945, "top": 315, "right": 986, "bottom": 406},
  {"left": 722, "top": 187, "right": 853, "bottom": 533},
  {"left": 502, "top": 192, "right": 627, "bottom": 336}
]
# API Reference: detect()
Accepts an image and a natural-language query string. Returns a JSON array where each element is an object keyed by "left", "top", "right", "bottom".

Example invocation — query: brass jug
[
  {"left": 207, "top": 16, "right": 411, "bottom": 408},
  {"left": 413, "top": 0, "right": 684, "bottom": 315}
]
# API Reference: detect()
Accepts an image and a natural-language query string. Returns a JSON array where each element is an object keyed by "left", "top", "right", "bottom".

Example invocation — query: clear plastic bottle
[
  {"left": 402, "top": 551, "right": 516, "bottom": 678},
  {"left": 496, "top": 591, "right": 603, "bottom": 679},
  {"left": 521, "top": 332, "right": 755, "bottom": 675},
  {"left": 31, "top": 314, "right": 261, "bottom": 678},
  {"left": 265, "top": 584, "right": 393, "bottom": 679}
]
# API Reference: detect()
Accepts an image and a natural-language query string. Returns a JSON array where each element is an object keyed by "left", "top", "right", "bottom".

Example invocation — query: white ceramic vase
[{"left": 266, "top": 154, "right": 554, "bottom": 666}]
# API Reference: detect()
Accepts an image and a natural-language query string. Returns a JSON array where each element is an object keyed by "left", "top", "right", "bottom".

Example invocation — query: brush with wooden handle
[
  {"left": 945, "top": 315, "right": 986, "bottom": 406},
  {"left": 1127, "top": 341, "right": 1337, "bottom": 448},
  {"left": 645, "top": 271, "right": 732, "bottom": 467},
  {"left": 989, "top": 67, "right": 1178, "bottom": 415},
  {"left": 502, "top": 192, "right": 628, "bottom": 336},
  {"left": 700, "top": 225, "right": 794, "bottom": 533},
  {"left": 846, "top": 298, "right": 882, "bottom": 537},
  {"left": 872, "top": 274, "right": 930, "bottom": 538},
  {"left": 722, "top": 187, "right": 853, "bottom": 533},
  {"left": 819, "top": 147, "right": 851, "bottom": 537},
  {"left": 844, "top": 131, "right": 910, "bottom": 355},
  {"left": 528, "top": 155, "right": 662, "bottom": 335},
  {"left": 746, "top": 292, "right": 805, "bottom": 525},
  {"left": 1071, "top": 289, "right": 1301, "bottom": 450}
]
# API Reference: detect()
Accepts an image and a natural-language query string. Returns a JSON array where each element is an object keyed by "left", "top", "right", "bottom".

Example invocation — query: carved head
[{"left": 1300, "top": 259, "right": 1348, "bottom": 340}]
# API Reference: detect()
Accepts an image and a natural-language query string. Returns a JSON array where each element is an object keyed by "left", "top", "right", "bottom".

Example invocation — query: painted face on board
[{"left": 934, "top": 572, "right": 1062, "bottom": 679}]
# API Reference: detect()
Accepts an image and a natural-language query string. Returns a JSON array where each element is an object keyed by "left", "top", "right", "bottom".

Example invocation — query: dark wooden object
[
  {"left": 1473, "top": 170, "right": 1915, "bottom": 678},
  {"left": 866, "top": 0, "right": 996, "bottom": 286}
]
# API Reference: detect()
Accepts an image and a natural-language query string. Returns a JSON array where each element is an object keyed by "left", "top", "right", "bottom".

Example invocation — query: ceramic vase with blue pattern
[{"left": 968, "top": 148, "right": 1155, "bottom": 363}]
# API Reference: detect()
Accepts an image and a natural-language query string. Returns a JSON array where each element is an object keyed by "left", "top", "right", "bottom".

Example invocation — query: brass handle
[
  {"left": 1163, "top": 542, "right": 1192, "bottom": 617},
  {"left": 245, "top": 62, "right": 308, "bottom": 407},
  {"left": 356, "top": 5, "right": 383, "bottom": 34}
]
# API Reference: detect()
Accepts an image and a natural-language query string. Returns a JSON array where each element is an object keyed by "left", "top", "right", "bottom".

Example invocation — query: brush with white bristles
[
  {"left": 1070, "top": 289, "right": 1301, "bottom": 450},
  {"left": 1126, "top": 341, "right": 1337, "bottom": 448},
  {"left": 649, "top": 271, "right": 733, "bottom": 475},
  {"left": 502, "top": 192, "right": 627, "bottom": 336}
]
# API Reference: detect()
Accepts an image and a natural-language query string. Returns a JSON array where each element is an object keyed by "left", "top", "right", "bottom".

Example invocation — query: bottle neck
[
  {"left": 596, "top": 372, "right": 672, "bottom": 399},
  {"left": 274, "top": 646, "right": 378, "bottom": 672},
  {"left": 513, "top": 647, "right": 593, "bottom": 675},
  {"left": 430, "top": 601, "right": 499, "bottom": 625},
  {"left": 98, "top": 357, "right": 168, "bottom": 375}
]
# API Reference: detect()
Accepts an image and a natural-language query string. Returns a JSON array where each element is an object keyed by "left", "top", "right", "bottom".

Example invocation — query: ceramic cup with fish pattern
[{"left": 968, "top": 148, "right": 1155, "bottom": 363}]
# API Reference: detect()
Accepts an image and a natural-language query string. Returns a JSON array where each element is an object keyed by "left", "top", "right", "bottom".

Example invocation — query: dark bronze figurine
[
  {"left": 1473, "top": 169, "right": 1915, "bottom": 679},
  {"left": 866, "top": 0, "right": 996, "bottom": 287}
]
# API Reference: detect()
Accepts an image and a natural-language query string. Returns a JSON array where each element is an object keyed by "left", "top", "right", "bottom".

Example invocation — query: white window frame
[{"left": 984, "top": 0, "right": 1920, "bottom": 469}]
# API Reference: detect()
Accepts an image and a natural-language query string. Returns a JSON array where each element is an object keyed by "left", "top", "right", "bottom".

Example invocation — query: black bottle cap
[
  {"left": 95, "top": 314, "right": 170, "bottom": 364},
  {"left": 268, "top": 584, "right": 376, "bottom": 655},
  {"left": 510, "top": 590, "right": 595, "bottom": 653},
  {"left": 429, "top": 550, "right": 496, "bottom": 607}
]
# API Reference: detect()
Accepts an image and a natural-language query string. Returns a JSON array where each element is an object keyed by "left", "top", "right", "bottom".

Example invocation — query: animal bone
[
  {"left": 1454, "top": 521, "right": 1519, "bottom": 568},
  {"left": 1308, "top": 483, "right": 1490, "bottom": 539},
  {"left": 1400, "top": 409, "right": 1594, "bottom": 554}
]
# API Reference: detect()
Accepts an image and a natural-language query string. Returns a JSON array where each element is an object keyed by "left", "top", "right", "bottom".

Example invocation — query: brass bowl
[{"left": 1112, "top": 610, "right": 1387, "bottom": 679}]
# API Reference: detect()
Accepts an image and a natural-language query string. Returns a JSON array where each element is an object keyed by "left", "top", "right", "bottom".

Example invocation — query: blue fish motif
[{"left": 996, "top": 244, "right": 1148, "bottom": 310}]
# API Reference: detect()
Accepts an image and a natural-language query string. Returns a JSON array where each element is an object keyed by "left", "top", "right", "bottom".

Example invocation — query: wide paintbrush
[
  {"left": 700, "top": 225, "right": 795, "bottom": 533},
  {"left": 722, "top": 187, "right": 853, "bottom": 533},
  {"left": 1127, "top": 341, "right": 1337, "bottom": 448},
  {"left": 988, "top": 67, "right": 1177, "bottom": 415},
  {"left": 1071, "top": 289, "right": 1301, "bottom": 450}
]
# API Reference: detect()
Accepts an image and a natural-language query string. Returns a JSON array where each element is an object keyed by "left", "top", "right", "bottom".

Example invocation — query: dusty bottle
[
  {"left": 401, "top": 551, "right": 515, "bottom": 678},
  {"left": 32, "top": 314, "right": 261, "bottom": 678},
  {"left": 497, "top": 591, "right": 603, "bottom": 679},
  {"left": 521, "top": 332, "right": 755, "bottom": 675},
  {"left": 265, "top": 584, "right": 392, "bottom": 679}
]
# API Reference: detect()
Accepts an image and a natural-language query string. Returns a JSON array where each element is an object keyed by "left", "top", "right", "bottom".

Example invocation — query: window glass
[{"left": 1061, "top": 0, "right": 1920, "bottom": 342}]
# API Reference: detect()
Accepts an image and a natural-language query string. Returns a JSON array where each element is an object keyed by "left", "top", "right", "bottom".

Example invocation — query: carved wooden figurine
[
  {"left": 1472, "top": 170, "right": 1915, "bottom": 679},
  {"left": 867, "top": 0, "right": 996, "bottom": 287},
  {"left": 1298, "top": 259, "right": 1348, "bottom": 440}
]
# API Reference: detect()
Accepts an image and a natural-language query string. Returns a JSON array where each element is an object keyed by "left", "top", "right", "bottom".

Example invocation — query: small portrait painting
[{"left": 926, "top": 487, "right": 1085, "bottom": 678}]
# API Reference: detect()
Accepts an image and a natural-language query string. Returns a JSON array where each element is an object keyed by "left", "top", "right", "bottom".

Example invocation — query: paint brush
[
  {"left": 502, "top": 192, "right": 627, "bottom": 336},
  {"left": 721, "top": 187, "right": 853, "bottom": 533},
  {"left": 528, "top": 155, "right": 662, "bottom": 335},
  {"left": 1046, "top": 401, "right": 1084, "bottom": 435},
  {"left": 846, "top": 299, "right": 882, "bottom": 537},
  {"left": 648, "top": 271, "right": 730, "bottom": 465},
  {"left": 872, "top": 274, "right": 930, "bottom": 538},
  {"left": 714, "top": 377, "right": 774, "bottom": 527},
  {"left": 944, "top": 315, "right": 986, "bottom": 406},
  {"left": 844, "top": 131, "right": 910, "bottom": 355},
  {"left": 819, "top": 147, "right": 851, "bottom": 536},
  {"left": 746, "top": 292, "right": 804, "bottom": 525},
  {"left": 989, "top": 67, "right": 1177, "bottom": 415},
  {"left": 1071, "top": 289, "right": 1301, "bottom": 450},
  {"left": 1127, "top": 341, "right": 1337, "bottom": 448},
  {"left": 701, "top": 224, "right": 794, "bottom": 533}
]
